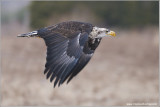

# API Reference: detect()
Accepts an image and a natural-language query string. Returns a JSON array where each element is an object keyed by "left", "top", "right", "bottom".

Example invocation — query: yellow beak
[{"left": 107, "top": 30, "right": 116, "bottom": 37}]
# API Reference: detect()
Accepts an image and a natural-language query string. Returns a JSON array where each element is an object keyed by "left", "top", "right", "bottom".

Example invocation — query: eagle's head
[{"left": 89, "top": 26, "right": 116, "bottom": 38}]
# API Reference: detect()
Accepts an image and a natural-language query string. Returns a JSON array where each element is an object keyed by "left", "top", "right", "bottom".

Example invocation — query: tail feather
[{"left": 17, "top": 31, "right": 38, "bottom": 37}]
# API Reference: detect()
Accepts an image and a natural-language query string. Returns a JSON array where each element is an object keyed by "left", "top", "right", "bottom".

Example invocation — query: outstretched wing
[
  {"left": 66, "top": 44, "right": 94, "bottom": 84},
  {"left": 41, "top": 31, "right": 93, "bottom": 87},
  {"left": 60, "top": 52, "right": 93, "bottom": 85},
  {"left": 37, "top": 21, "right": 94, "bottom": 87}
]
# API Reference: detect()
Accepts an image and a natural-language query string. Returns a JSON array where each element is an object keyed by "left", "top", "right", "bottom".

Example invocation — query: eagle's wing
[
  {"left": 41, "top": 28, "right": 93, "bottom": 87},
  {"left": 59, "top": 38, "right": 94, "bottom": 85},
  {"left": 61, "top": 52, "right": 93, "bottom": 85}
]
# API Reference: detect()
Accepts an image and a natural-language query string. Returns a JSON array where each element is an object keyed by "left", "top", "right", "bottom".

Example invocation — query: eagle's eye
[{"left": 106, "top": 30, "right": 109, "bottom": 33}]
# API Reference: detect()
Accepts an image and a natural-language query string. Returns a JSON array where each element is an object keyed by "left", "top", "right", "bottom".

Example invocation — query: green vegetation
[{"left": 30, "top": 1, "right": 159, "bottom": 29}]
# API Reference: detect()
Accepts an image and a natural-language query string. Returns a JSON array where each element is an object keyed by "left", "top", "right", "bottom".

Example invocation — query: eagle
[{"left": 18, "top": 21, "right": 116, "bottom": 87}]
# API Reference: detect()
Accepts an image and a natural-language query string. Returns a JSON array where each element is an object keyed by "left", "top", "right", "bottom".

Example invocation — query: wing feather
[
  {"left": 58, "top": 57, "right": 78, "bottom": 85},
  {"left": 43, "top": 32, "right": 89, "bottom": 87},
  {"left": 38, "top": 22, "right": 95, "bottom": 87},
  {"left": 67, "top": 53, "right": 93, "bottom": 83}
]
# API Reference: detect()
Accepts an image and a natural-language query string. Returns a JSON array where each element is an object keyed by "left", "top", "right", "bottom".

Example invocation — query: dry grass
[{"left": 1, "top": 27, "right": 159, "bottom": 106}]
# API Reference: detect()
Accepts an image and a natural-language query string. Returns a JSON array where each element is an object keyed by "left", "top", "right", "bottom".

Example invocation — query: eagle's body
[{"left": 18, "top": 21, "right": 115, "bottom": 87}]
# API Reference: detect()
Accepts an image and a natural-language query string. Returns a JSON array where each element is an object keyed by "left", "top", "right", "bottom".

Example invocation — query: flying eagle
[{"left": 18, "top": 21, "right": 116, "bottom": 87}]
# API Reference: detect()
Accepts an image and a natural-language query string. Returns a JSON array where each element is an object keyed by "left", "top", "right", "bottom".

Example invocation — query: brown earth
[{"left": 1, "top": 27, "right": 159, "bottom": 106}]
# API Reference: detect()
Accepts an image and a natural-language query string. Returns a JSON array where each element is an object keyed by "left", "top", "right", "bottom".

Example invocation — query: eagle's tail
[{"left": 17, "top": 31, "right": 38, "bottom": 37}]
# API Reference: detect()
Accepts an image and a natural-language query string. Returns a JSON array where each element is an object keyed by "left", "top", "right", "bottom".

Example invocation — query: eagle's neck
[{"left": 88, "top": 37, "right": 102, "bottom": 50}]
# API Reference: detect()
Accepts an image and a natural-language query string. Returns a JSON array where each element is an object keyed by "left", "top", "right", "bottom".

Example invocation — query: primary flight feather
[{"left": 18, "top": 21, "right": 116, "bottom": 87}]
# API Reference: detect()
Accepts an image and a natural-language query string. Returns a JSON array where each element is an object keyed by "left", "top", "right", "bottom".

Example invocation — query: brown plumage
[{"left": 18, "top": 21, "right": 116, "bottom": 87}]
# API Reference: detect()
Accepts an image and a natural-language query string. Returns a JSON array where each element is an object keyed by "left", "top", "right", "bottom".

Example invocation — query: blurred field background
[{"left": 1, "top": 1, "right": 159, "bottom": 106}]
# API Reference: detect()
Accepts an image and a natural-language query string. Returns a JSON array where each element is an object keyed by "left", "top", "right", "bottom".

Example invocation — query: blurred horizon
[
  {"left": 1, "top": 1, "right": 159, "bottom": 32},
  {"left": 30, "top": 1, "right": 159, "bottom": 29}
]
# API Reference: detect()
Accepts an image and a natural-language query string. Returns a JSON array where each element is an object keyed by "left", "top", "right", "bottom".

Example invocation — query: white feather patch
[{"left": 89, "top": 26, "right": 107, "bottom": 38}]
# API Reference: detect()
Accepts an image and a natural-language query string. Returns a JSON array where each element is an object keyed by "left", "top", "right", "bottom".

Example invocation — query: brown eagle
[{"left": 18, "top": 21, "right": 116, "bottom": 87}]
